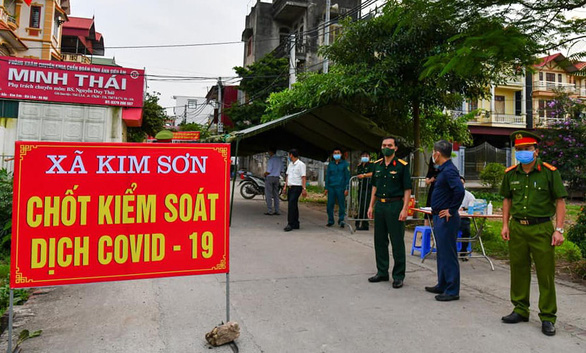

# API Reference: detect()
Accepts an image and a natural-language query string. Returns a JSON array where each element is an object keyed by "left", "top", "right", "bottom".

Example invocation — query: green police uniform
[
  {"left": 500, "top": 131, "right": 568, "bottom": 323},
  {"left": 355, "top": 162, "right": 373, "bottom": 230},
  {"left": 371, "top": 156, "right": 412, "bottom": 280}
]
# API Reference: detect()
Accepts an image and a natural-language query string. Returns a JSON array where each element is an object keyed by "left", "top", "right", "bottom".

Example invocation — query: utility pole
[
  {"left": 289, "top": 33, "right": 296, "bottom": 89},
  {"left": 323, "top": 0, "right": 331, "bottom": 73},
  {"left": 217, "top": 77, "right": 223, "bottom": 134},
  {"left": 183, "top": 104, "right": 187, "bottom": 125}
]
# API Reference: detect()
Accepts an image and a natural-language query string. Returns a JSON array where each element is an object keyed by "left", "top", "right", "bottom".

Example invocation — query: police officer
[
  {"left": 355, "top": 151, "right": 373, "bottom": 230},
  {"left": 367, "top": 137, "right": 412, "bottom": 288},
  {"left": 500, "top": 130, "right": 567, "bottom": 336}
]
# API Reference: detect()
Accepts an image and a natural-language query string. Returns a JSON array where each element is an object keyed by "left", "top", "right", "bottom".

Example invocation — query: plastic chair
[
  {"left": 411, "top": 226, "right": 435, "bottom": 258},
  {"left": 457, "top": 230, "right": 472, "bottom": 254}
]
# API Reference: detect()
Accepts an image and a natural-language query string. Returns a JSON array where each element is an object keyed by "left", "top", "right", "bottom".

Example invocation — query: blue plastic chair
[
  {"left": 411, "top": 226, "right": 435, "bottom": 258},
  {"left": 457, "top": 230, "right": 472, "bottom": 254}
]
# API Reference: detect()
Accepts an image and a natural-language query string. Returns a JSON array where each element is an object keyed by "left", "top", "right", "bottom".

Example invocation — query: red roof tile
[
  {"left": 575, "top": 62, "right": 586, "bottom": 70},
  {"left": 63, "top": 17, "right": 94, "bottom": 30},
  {"left": 535, "top": 53, "right": 562, "bottom": 67}
]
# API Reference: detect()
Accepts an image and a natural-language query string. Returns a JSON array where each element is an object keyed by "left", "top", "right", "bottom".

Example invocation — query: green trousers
[
  {"left": 374, "top": 200, "right": 405, "bottom": 280},
  {"left": 509, "top": 220, "right": 556, "bottom": 323}
]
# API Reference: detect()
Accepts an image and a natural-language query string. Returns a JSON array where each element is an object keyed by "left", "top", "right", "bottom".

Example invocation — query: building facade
[{"left": 242, "top": 0, "right": 362, "bottom": 72}]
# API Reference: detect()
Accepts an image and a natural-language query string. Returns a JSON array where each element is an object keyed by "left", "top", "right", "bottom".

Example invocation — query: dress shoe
[
  {"left": 264, "top": 212, "right": 274, "bottom": 215},
  {"left": 284, "top": 225, "right": 293, "bottom": 232},
  {"left": 368, "top": 274, "right": 389, "bottom": 283},
  {"left": 326, "top": 223, "right": 334, "bottom": 227},
  {"left": 541, "top": 321, "right": 556, "bottom": 336},
  {"left": 392, "top": 280, "right": 403, "bottom": 288},
  {"left": 292, "top": 225, "right": 300, "bottom": 229},
  {"left": 340, "top": 223, "right": 345, "bottom": 228},
  {"left": 425, "top": 286, "right": 443, "bottom": 294},
  {"left": 435, "top": 294, "right": 460, "bottom": 301},
  {"left": 274, "top": 212, "right": 281, "bottom": 215},
  {"left": 501, "top": 312, "right": 529, "bottom": 324}
]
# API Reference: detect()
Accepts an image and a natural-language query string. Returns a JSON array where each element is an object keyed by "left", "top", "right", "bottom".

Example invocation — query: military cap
[
  {"left": 155, "top": 130, "right": 174, "bottom": 141},
  {"left": 510, "top": 130, "right": 541, "bottom": 147}
]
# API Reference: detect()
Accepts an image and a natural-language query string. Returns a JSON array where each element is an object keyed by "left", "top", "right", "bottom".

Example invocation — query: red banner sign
[
  {"left": 0, "top": 56, "right": 145, "bottom": 107},
  {"left": 11, "top": 142, "right": 230, "bottom": 288},
  {"left": 172, "top": 131, "right": 200, "bottom": 141}
]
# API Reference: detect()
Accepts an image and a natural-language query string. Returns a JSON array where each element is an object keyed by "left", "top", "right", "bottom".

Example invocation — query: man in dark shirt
[{"left": 425, "top": 140, "right": 465, "bottom": 301}]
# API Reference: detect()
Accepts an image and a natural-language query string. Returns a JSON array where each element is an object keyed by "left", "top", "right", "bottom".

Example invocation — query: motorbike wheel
[
  {"left": 278, "top": 188, "right": 288, "bottom": 201},
  {"left": 240, "top": 182, "right": 257, "bottom": 199}
]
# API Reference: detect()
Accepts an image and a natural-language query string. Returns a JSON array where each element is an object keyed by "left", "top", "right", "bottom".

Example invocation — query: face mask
[
  {"left": 333, "top": 154, "right": 341, "bottom": 160},
  {"left": 361, "top": 157, "right": 369, "bottom": 163},
  {"left": 382, "top": 148, "right": 395, "bottom": 157},
  {"left": 432, "top": 152, "right": 439, "bottom": 166},
  {"left": 515, "top": 150, "right": 535, "bottom": 164}
]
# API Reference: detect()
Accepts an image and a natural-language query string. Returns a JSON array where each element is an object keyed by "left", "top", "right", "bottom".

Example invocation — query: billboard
[
  {"left": 0, "top": 56, "right": 145, "bottom": 107},
  {"left": 11, "top": 142, "right": 230, "bottom": 288}
]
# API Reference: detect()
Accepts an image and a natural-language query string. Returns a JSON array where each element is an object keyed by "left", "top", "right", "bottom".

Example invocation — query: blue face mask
[
  {"left": 333, "top": 154, "right": 341, "bottom": 160},
  {"left": 515, "top": 150, "right": 535, "bottom": 164},
  {"left": 361, "top": 157, "right": 369, "bottom": 163}
]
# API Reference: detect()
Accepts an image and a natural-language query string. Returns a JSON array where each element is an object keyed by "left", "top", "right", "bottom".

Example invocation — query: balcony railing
[
  {"left": 579, "top": 88, "right": 586, "bottom": 97},
  {"left": 533, "top": 81, "right": 578, "bottom": 94},
  {"left": 62, "top": 53, "right": 91, "bottom": 64},
  {"left": 469, "top": 111, "right": 526, "bottom": 127},
  {"left": 534, "top": 116, "right": 565, "bottom": 128},
  {"left": 271, "top": 39, "right": 306, "bottom": 59}
]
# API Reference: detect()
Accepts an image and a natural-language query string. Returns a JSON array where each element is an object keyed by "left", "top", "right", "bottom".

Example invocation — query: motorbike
[{"left": 239, "top": 172, "right": 287, "bottom": 201}]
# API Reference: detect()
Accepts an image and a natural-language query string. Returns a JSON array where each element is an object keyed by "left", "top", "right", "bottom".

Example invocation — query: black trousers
[{"left": 287, "top": 186, "right": 302, "bottom": 227}]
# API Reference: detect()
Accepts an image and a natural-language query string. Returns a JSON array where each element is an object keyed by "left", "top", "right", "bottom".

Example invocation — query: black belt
[
  {"left": 377, "top": 196, "right": 403, "bottom": 203},
  {"left": 513, "top": 217, "right": 550, "bottom": 226}
]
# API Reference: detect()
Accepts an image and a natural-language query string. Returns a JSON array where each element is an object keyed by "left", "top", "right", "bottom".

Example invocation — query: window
[
  {"left": 545, "top": 73, "right": 555, "bottom": 82},
  {"left": 247, "top": 37, "right": 252, "bottom": 57},
  {"left": 539, "top": 72, "right": 543, "bottom": 81},
  {"left": 30, "top": 6, "right": 42, "bottom": 28},
  {"left": 0, "top": 100, "right": 19, "bottom": 118},
  {"left": 494, "top": 95, "right": 505, "bottom": 114},
  {"left": 187, "top": 100, "right": 197, "bottom": 109},
  {"left": 53, "top": 13, "right": 61, "bottom": 38},
  {"left": 558, "top": 74, "right": 563, "bottom": 83},
  {"left": 538, "top": 100, "right": 554, "bottom": 118},
  {"left": 468, "top": 100, "right": 478, "bottom": 112}
]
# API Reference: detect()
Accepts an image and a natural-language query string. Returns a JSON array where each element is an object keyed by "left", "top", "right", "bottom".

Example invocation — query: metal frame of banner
[{"left": 225, "top": 136, "right": 240, "bottom": 323}]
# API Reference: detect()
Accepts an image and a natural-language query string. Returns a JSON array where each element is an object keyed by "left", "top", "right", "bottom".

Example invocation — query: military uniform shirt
[
  {"left": 371, "top": 157, "right": 412, "bottom": 198},
  {"left": 500, "top": 159, "right": 568, "bottom": 218},
  {"left": 356, "top": 162, "right": 373, "bottom": 176}
]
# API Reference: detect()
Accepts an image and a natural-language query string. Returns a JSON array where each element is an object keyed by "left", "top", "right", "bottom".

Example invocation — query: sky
[{"left": 70, "top": 0, "right": 258, "bottom": 114}]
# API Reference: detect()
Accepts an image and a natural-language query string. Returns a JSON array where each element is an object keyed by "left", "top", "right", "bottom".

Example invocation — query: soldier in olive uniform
[
  {"left": 367, "top": 137, "right": 412, "bottom": 288},
  {"left": 500, "top": 130, "right": 567, "bottom": 337},
  {"left": 355, "top": 151, "right": 373, "bottom": 230}
]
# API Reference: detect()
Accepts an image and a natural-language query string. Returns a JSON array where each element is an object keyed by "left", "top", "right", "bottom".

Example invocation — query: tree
[
  {"left": 127, "top": 92, "right": 167, "bottom": 142},
  {"left": 266, "top": 0, "right": 545, "bottom": 175},
  {"left": 226, "top": 53, "right": 289, "bottom": 131},
  {"left": 537, "top": 90, "right": 586, "bottom": 195},
  {"left": 178, "top": 121, "right": 212, "bottom": 140}
]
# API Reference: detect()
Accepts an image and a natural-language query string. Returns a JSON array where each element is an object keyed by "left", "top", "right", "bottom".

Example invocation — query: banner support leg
[
  {"left": 7, "top": 289, "right": 13, "bottom": 353},
  {"left": 226, "top": 272, "right": 230, "bottom": 323}
]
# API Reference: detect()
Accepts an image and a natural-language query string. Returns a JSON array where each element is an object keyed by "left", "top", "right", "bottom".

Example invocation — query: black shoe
[
  {"left": 542, "top": 321, "right": 556, "bottom": 336},
  {"left": 326, "top": 223, "right": 334, "bottom": 227},
  {"left": 425, "top": 286, "right": 443, "bottom": 294},
  {"left": 274, "top": 212, "right": 281, "bottom": 215},
  {"left": 501, "top": 312, "right": 529, "bottom": 324},
  {"left": 264, "top": 212, "right": 274, "bottom": 215},
  {"left": 340, "top": 223, "right": 345, "bottom": 228},
  {"left": 284, "top": 225, "right": 293, "bottom": 232},
  {"left": 292, "top": 225, "right": 300, "bottom": 229},
  {"left": 392, "top": 280, "right": 403, "bottom": 288},
  {"left": 368, "top": 274, "right": 389, "bottom": 283},
  {"left": 435, "top": 294, "right": 460, "bottom": 301}
]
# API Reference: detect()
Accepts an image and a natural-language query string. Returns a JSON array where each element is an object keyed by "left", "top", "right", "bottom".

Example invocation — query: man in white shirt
[{"left": 283, "top": 149, "right": 307, "bottom": 231}]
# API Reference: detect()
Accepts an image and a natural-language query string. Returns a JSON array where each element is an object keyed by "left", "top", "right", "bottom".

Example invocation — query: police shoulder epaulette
[
  {"left": 542, "top": 162, "right": 557, "bottom": 171},
  {"left": 398, "top": 159, "right": 408, "bottom": 166},
  {"left": 374, "top": 158, "right": 383, "bottom": 164},
  {"left": 505, "top": 165, "right": 516, "bottom": 173}
]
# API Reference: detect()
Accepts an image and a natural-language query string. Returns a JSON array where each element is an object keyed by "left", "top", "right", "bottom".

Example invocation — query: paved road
[{"left": 2, "top": 192, "right": 585, "bottom": 352}]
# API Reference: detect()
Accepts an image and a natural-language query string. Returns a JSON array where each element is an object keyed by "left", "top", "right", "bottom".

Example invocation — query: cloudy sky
[{"left": 71, "top": 0, "right": 257, "bottom": 112}]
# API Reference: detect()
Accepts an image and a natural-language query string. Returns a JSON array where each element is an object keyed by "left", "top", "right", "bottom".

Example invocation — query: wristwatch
[{"left": 555, "top": 227, "right": 565, "bottom": 234}]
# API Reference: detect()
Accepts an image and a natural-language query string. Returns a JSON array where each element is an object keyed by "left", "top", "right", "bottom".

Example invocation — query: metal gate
[{"left": 464, "top": 142, "right": 506, "bottom": 180}]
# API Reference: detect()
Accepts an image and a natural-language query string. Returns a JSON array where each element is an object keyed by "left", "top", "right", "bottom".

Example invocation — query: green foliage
[
  {"left": 178, "top": 122, "right": 211, "bottom": 140},
  {"left": 14, "top": 329, "right": 42, "bottom": 352},
  {"left": 479, "top": 163, "right": 506, "bottom": 190},
  {"left": 227, "top": 54, "right": 289, "bottom": 131},
  {"left": 537, "top": 90, "right": 586, "bottom": 194},
  {"left": 0, "top": 274, "right": 30, "bottom": 314},
  {"left": 127, "top": 92, "right": 168, "bottom": 142},
  {"left": 567, "top": 206, "right": 586, "bottom": 258},
  {"left": 555, "top": 240, "right": 583, "bottom": 262},
  {"left": 471, "top": 191, "right": 504, "bottom": 202},
  {"left": 0, "top": 169, "right": 12, "bottom": 255}
]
